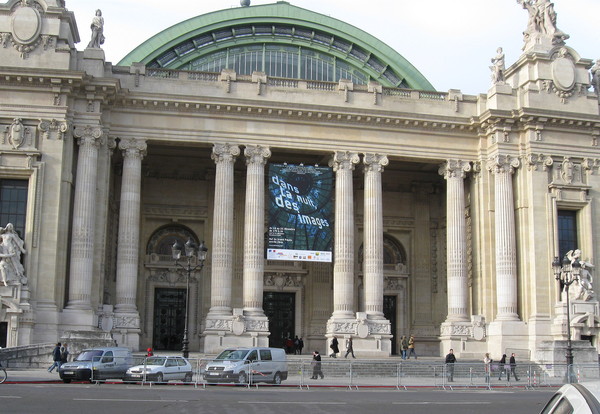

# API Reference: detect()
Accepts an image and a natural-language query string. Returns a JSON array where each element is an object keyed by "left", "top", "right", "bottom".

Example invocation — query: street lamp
[
  {"left": 552, "top": 254, "right": 581, "bottom": 383},
  {"left": 172, "top": 238, "right": 209, "bottom": 358}
]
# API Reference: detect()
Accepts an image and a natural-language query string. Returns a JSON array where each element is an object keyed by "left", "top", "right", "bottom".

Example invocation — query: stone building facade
[{"left": 0, "top": 0, "right": 599, "bottom": 361}]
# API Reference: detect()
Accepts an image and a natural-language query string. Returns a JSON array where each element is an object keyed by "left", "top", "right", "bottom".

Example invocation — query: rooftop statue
[
  {"left": 87, "top": 9, "right": 105, "bottom": 49},
  {"left": 0, "top": 223, "right": 26, "bottom": 286},
  {"left": 517, "top": 0, "right": 569, "bottom": 47},
  {"left": 490, "top": 47, "right": 505, "bottom": 85},
  {"left": 591, "top": 59, "right": 600, "bottom": 97}
]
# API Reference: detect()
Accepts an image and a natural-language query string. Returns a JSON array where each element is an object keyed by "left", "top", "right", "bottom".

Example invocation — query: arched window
[
  {"left": 146, "top": 225, "right": 199, "bottom": 256},
  {"left": 358, "top": 235, "right": 406, "bottom": 266}
]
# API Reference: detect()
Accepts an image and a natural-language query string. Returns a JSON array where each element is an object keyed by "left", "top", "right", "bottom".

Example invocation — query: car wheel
[
  {"left": 272, "top": 372, "right": 282, "bottom": 385},
  {"left": 184, "top": 372, "right": 193, "bottom": 382},
  {"left": 237, "top": 371, "right": 247, "bottom": 385},
  {"left": 62, "top": 379, "right": 71, "bottom": 384},
  {"left": 156, "top": 373, "right": 164, "bottom": 383}
]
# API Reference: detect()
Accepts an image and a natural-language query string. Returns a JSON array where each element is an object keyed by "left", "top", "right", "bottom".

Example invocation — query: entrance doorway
[
  {"left": 0, "top": 322, "right": 6, "bottom": 348},
  {"left": 263, "top": 292, "right": 295, "bottom": 350},
  {"left": 384, "top": 295, "right": 397, "bottom": 355},
  {"left": 153, "top": 288, "right": 186, "bottom": 351}
]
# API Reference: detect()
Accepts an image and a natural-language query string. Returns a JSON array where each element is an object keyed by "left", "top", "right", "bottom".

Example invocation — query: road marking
[
  {"left": 393, "top": 402, "right": 491, "bottom": 405},
  {"left": 0, "top": 396, "right": 22, "bottom": 399},
  {"left": 238, "top": 401, "right": 347, "bottom": 405},
  {"left": 74, "top": 398, "right": 189, "bottom": 403}
]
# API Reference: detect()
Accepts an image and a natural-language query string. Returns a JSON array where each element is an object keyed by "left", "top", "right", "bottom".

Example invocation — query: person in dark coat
[
  {"left": 47, "top": 342, "right": 62, "bottom": 373},
  {"left": 310, "top": 351, "right": 324, "bottom": 379},
  {"left": 329, "top": 336, "right": 339, "bottom": 358},
  {"left": 445, "top": 348, "right": 456, "bottom": 382},
  {"left": 498, "top": 354, "right": 509, "bottom": 381},
  {"left": 509, "top": 353, "right": 520, "bottom": 381},
  {"left": 60, "top": 343, "right": 69, "bottom": 364}
]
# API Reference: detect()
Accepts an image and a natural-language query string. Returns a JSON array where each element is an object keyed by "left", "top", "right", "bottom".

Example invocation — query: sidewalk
[{"left": 3, "top": 367, "right": 64, "bottom": 383}]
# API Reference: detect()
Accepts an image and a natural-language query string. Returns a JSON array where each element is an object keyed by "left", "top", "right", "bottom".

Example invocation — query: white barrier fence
[{"left": 87, "top": 357, "right": 600, "bottom": 390}]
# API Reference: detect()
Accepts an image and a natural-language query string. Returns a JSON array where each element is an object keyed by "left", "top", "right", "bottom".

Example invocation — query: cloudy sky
[{"left": 65, "top": 0, "right": 598, "bottom": 95}]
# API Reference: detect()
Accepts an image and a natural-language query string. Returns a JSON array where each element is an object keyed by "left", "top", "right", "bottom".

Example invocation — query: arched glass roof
[{"left": 118, "top": 1, "right": 434, "bottom": 90}]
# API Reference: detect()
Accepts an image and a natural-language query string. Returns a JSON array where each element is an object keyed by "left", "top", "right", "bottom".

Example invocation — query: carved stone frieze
[
  {"left": 264, "top": 272, "right": 304, "bottom": 290},
  {"left": 204, "top": 318, "right": 233, "bottom": 331}
]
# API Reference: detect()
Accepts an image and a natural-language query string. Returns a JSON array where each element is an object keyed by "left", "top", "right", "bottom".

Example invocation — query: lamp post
[
  {"left": 552, "top": 254, "right": 581, "bottom": 383},
  {"left": 172, "top": 238, "right": 209, "bottom": 359}
]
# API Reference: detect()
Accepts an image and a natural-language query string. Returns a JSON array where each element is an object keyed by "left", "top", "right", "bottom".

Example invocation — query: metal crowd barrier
[{"left": 83, "top": 356, "right": 600, "bottom": 390}]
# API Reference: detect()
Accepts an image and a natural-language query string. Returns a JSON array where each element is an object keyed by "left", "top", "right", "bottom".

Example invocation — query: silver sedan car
[
  {"left": 540, "top": 381, "right": 600, "bottom": 414},
  {"left": 124, "top": 356, "right": 193, "bottom": 383}
]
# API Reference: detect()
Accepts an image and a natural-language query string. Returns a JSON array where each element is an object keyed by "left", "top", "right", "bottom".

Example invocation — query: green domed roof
[{"left": 118, "top": 1, "right": 434, "bottom": 90}]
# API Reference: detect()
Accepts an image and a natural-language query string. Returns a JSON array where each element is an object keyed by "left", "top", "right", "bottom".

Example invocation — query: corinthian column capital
[
  {"left": 74, "top": 125, "right": 103, "bottom": 147},
  {"left": 363, "top": 153, "right": 389, "bottom": 173},
  {"left": 438, "top": 159, "right": 472, "bottom": 180},
  {"left": 244, "top": 145, "right": 271, "bottom": 165},
  {"left": 486, "top": 154, "right": 520, "bottom": 175},
  {"left": 330, "top": 151, "right": 360, "bottom": 171},
  {"left": 212, "top": 143, "right": 240, "bottom": 164},
  {"left": 119, "top": 138, "right": 147, "bottom": 159}
]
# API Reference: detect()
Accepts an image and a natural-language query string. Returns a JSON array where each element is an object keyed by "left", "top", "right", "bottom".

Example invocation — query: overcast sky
[{"left": 65, "top": 0, "right": 598, "bottom": 95}]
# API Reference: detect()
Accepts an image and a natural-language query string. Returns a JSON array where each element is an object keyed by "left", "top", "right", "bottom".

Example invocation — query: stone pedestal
[
  {"left": 202, "top": 309, "right": 269, "bottom": 353},
  {"left": 486, "top": 320, "right": 528, "bottom": 357},
  {"left": 82, "top": 48, "right": 106, "bottom": 78},
  {"left": 486, "top": 83, "right": 513, "bottom": 109},
  {"left": 326, "top": 312, "right": 391, "bottom": 358},
  {"left": 535, "top": 340, "right": 598, "bottom": 365}
]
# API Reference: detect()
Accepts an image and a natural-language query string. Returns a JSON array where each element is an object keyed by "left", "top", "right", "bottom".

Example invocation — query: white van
[
  {"left": 204, "top": 347, "right": 288, "bottom": 384},
  {"left": 59, "top": 347, "right": 133, "bottom": 383}
]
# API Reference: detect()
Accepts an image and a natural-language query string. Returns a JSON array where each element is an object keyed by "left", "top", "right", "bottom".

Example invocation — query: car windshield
[
  {"left": 76, "top": 350, "right": 104, "bottom": 361},
  {"left": 215, "top": 349, "right": 249, "bottom": 360},
  {"left": 145, "top": 357, "right": 166, "bottom": 366}
]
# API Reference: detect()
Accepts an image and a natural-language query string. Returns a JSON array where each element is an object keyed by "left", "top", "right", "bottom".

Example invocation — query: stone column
[
  {"left": 439, "top": 160, "right": 471, "bottom": 322},
  {"left": 487, "top": 155, "right": 520, "bottom": 321},
  {"left": 243, "top": 145, "right": 271, "bottom": 316},
  {"left": 67, "top": 126, "right": 103, "bottom": 310},
  {"left": 208, "top": 143, "right": 240, "bottom": 316},
  {"left": 363, "top": 153, "right": 388, "bottom": 319},
  {"left": 114, "top": 138, "right": 147, "bottom": 313},
  {"left": 331, "top": 151, "right": 360, "bottom": 319}
]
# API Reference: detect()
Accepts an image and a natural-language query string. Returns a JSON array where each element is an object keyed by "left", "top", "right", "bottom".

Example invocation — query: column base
[
  {"left": 112, "top": 310, "right": 141, "bottom": 351},
  {"left": 326, "top": 312, "right": 392, "bottom": 358},
  {"left": 202, "top": 308, "right": 269, "bottom": 353},
  {"left": 486, "top": 320, "right": 527, "bottom": 357}
]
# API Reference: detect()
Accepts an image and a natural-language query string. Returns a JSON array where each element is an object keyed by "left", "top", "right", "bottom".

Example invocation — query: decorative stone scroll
[{"left": 38, "top": 119, "right": 69, "bottom": 140}]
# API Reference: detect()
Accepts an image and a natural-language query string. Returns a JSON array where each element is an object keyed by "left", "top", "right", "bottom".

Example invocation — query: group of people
[
  {"left": 328, "top": 336, "right": 356, "bottom": 359},
  {"left": 284, "top": 336, "right": 304, "bottom": 354},
  {"left": 444, "top": 349, "right": 520, "bottom": 382},
  {"left": 47, "top": 342, "right": 69, "bottom": 373}
]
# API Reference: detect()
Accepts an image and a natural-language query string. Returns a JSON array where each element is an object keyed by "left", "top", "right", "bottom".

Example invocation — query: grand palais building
[{"left": 0, "top": 0, "right": 599, "bottom": 362}]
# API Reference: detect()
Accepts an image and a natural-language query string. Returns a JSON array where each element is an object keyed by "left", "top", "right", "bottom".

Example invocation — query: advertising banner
[{"left": 267, "top": 163, "right": 334, "bottom": 262}]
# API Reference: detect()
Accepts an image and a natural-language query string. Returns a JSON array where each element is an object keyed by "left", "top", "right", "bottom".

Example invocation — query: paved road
[{"left": 0, "top": 382, "right": 555, "bottom": 414}]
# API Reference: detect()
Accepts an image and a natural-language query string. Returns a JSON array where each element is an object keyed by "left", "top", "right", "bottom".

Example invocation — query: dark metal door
[
  {"left": 263, "top": 292, "right": 295, "bottom": 349},
  {"left": 153, "top": 288, "right": 186, "bottom": 351},
  {"left": 384, "top": 295, "right": 397, "bottom": 355},
  {"left": 0, "top": 322, "right": 6, "bottom": 348}
]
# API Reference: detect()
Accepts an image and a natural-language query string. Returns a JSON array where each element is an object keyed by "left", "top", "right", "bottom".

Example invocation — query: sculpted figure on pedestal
[
  {"left": 517, "top": 0, "right": 569, "bottom": 45},
  {"left": 87, "top": 9, "right": 105, "bottom": 48},
  {"left": 566, "top": 249, "right": 595, "bottom": 301},
  {"left": 591, "top": 59, "right": 600, "bottom": 96},
  {"left": 490, "top": 47, "right": 505, "bottom": 84},
  {"left": 0, "top": 223, "right": 26, "bottom": 286}
]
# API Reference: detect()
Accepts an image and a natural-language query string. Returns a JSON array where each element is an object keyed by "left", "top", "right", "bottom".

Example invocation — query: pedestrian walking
[
  {"left": 407, "top": 335, "right": 417, "bottom": 359},
  {"left": 310, "top": 350, "right": 324, "bottom": 379},
  {"left": 344, "top": 337, "right": 356, "bottom": 358},
  {"left": 509, "top": 353, "right": 520, "bottom": 381},
  {"left": 329, "top": 336, "right": 339, "bottom": 358},
  {"left": 294, "top": 335, "right": 300, "bottom": 354},
  {"left": 498, "top": 354, "right": 509, "bottom": 381},
  {"left": 60, "top": 343, "right": 69, "bottom": 364},
  {"left": 400, "top": 336, "right": 408, "bottom": 359},
  {"left": 47, "top": 342, "right": 62, "bottom": 373},
  {"left": 445, "top": 348, "right": 456, "bottom": 382},
  {"left": 297, "top": 337, "right": 304, "bottom": 355},
  {"left": 483, "top": 352, "right": 492, "bottom": 383}
]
